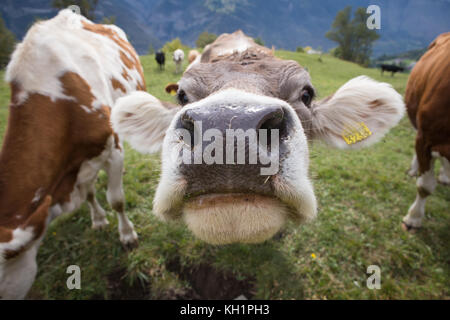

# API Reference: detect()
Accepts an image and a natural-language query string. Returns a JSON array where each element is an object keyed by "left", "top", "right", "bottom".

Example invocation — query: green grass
[{"left": 0, "top": 51, "right": 448, "bottom": 300}]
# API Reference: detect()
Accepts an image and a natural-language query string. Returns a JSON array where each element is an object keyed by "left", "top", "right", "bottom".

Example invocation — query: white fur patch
[
  {"left": 312, "top": 76, "right": 405, "bottom": 149},
  {"left": 435, "top": 154, "right": 450, "bottom": 185},
  {"left": 183, "top": 194, "right": 287, "bottom": 244},
  {"left": 0, "top": 242, "right": 40, "bottom": 299},
  {"left": 0, "top": 227, "right": 34, "bottom": 263},
  {"left": 403, "top": 158, "right": 437, "bottom": 228},
  {"left": 111, "top": 91, "right": 181, "bottom": 154},
  {"left": 5, "top": 9, "right": 142, "bottom": 109},
  {"left": 173, "top": 49, "right": 185, "bottom": 62}
]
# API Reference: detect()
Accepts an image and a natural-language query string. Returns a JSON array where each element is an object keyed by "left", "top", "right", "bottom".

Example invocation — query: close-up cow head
[{"left": 112, "top": 30, "right": 404, "bottom": 245}]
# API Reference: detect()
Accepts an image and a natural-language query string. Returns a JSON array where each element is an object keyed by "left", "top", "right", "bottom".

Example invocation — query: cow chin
[{"left": 182, "top": 193, "right": 288, "bottom": 244}]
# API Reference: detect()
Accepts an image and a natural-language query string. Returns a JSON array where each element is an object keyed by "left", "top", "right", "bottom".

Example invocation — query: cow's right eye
[
  {"left": 300, "top": 86, "right": 314, "bottom": 107},
  {"left": 177, "top": 90, "right": 189, "bottom": 106}
]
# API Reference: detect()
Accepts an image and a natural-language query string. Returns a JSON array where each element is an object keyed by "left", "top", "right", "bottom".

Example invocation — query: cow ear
[
  {"left": 310, "top": 76, "right": 405, "bottom": 149},
  {"left": 165, "top": 83, "right": 179, "bottom": 96},
  {"left": 111, "top": 91, "right": 180, "bottom": 154}
]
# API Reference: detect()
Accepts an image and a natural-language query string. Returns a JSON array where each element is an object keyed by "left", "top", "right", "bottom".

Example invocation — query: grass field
[{"left": 0, "top": 50, "right": 448, "bottom": 299}]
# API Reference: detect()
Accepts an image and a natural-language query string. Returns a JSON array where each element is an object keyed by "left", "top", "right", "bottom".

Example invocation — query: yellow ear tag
[
  {"left": 342, "top": 122, "right": 372, "bottom": 145},
  {"left": 170, "top": 90, "right": 177, "bottom": 96}
]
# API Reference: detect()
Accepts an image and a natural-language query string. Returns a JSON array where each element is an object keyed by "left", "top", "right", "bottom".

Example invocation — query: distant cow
[
  {"left": 380, "top": 64, "right": 405, "bottom": 76},
  {"left": 402, "top": 33, "right": 450, "bottom": 232},
  {"left": 188, "top": 49, "right": 200, "bottom": 65},
  {"left": 0, "top": 10, "right": 143, "bottom": 299},
  {"left": 112, "top": 30, "right": 404, "bottom": 245},
  {"left": 173, "top": 49, "right": 185, "bottom": 74},
  {"left": 155, "top": 50, "right": 165, "bottom": 70}
]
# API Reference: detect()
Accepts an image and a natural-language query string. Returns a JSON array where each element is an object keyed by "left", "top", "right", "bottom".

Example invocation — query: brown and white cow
[
  {"left": 402, "top": 33, "right": 450, "bottom": 231},
  {"left": 188, "top": 50, "right": 201, "bottom": 65},
  {"left": 0, "top": 10, "right": 144, "bottom": 299},
  {"left": 173, "top": 49, "right": 185, "bottom": 74},
  {"left": 112, "top": 30, "right": 404, "bottom": 245}
]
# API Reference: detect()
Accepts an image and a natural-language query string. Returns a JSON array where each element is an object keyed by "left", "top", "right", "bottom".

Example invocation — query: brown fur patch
[
  {"left": 81, "top": 21, "right": 146, "bottom": 91},
  {"left": 0, "top": 226, "right": 12, "bottom": 243},
  {"left": 120, "top": 51, "right": 134, "bottom": 70},
  {"left": 165, "top": 83, "right": 179, "bottom": 94},
  {"left": 417, "top": 186, "right": 431, "bottom": 198},
  {"left": 111, "top": 78, "right": 126, "bottom": 93},
  {"left": 122, "top": 68, "right": 131, "bottom": 81},
  {"left": 405, "top": 32, "right": 450, "bottom": 173},
  {"left": 369, "top": 99, "right": 382, "bottom": 109},
  {"left": 60, "top": 72, "right": 95, "bottom": 106},
  {"left": 113, "top": 132, "right": 122, "bottom": 151},
  {"left": 112, "top": 201, "right": 124, "bottom": 213},
  {"left": 3, "top": 196, "right": 51, "bottom": 260},
  {"left": 0, "top": 73, "right": 112, "bottom": 230},
  {"left": 188, "top": 50, "right": 200, "bottom": 64},
  {"left": 87, "top": 192, "right": 95, "bottom": 203}
]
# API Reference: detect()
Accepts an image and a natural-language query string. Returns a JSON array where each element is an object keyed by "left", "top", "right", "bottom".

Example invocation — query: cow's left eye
[
  {"left": 300, "top": 88, "right": 313, "bottom": 107},
  {"left": 177, "top": 90, "right": 189, "bottom": 106}
]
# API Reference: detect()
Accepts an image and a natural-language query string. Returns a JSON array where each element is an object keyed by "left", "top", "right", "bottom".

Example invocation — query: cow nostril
[
  {"left": 179, "top": 112, "right": 196, "bottom": 148},
  {"left": 258, "top": 108, "right": 285, "bottom": 146},
  {"left": 258, "top": 109, "right": 284, "bottom": 131}
]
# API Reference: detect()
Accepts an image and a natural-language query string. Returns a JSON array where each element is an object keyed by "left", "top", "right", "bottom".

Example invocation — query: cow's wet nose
[
  {"left": 174, "top": 103, "right": 290, "bottom": 196},
  {"left": 177, "top": 104, "right": 285, "bottom": 142}
]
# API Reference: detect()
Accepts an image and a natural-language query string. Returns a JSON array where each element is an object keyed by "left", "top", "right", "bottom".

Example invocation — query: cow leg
[
  {"left": 105, "top": 144, "right": 138, "bottom": 249},
  {"left": 402, "top": 150, "right": 436, "bottom": 231},
  {"left": 437, "top": 155, "right": 450, "bottom": 185},
  {"left": 407, "top": 154, "right": 419, "bottom": 177},
  {"left": 87, "top": 182, "right": 109, "bottom": 229}
]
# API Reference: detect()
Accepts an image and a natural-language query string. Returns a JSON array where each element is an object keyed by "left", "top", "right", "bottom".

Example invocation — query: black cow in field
[
  {"left": 380, "top": 64, "right": 405, "bottom": 76},
  {"left": 155, "top": 51, "right": 165, "bottom": 70}
]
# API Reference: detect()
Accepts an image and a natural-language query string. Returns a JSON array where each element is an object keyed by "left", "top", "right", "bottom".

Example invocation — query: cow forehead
[
  {"left": 181, "top": 56, "right": 309, "bottom": 98},
  {"left": 201, "top": 30, "right": 273, "bottom": 62}
]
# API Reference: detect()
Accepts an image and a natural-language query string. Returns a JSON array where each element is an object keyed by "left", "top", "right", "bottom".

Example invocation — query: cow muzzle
[{"left": 153, "top": 89, "right": 317, "bottom": 244}]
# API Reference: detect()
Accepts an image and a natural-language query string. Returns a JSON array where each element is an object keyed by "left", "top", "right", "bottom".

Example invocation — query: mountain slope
[{"left": 1, "top": 0, "right": 449, "bottom": 56}]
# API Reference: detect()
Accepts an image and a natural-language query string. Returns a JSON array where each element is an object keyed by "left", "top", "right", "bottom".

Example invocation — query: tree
[
  {"left": 162, "top": 38, "right": 188, "bottom": 53},
  {"left": 52, "top": 0, "right": 99, "bottom": 21},
  {"left": 253, "top": 37, "right": 264, "bottom": 46},
  {"left": 101, "top": 16, "right": 116, "bottom": 25},
  {"left": 148, "top": 44, "right": 155, "bottom": 55},
  {"left": 196, "top": 31, "right": 217, "bottom": 48},
  {"left": 0, "top": 15, "right": 16, "bottom": 69},
  {"left": 326, "top": 6, "right": 379, "bottom": 66}
]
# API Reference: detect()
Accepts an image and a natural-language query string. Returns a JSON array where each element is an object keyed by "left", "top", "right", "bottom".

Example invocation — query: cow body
[
  {"left": 112, "top": 30, "right": 404, "bottom": 245},
  {"left": 155, "top": 51, "right": 165, "bottom": 70},
  {"left": 402, "top": 33, "right": 450, "bottom": 230},
  {"left": 0, "top": 10, "right": 144, "bottom": 299},
  {"left": 188, "top": 49, "right": 200, "bottom": 65},
  {"left": 173, "top": 49, "right": 185, "bottom": 74},
  {"left": 380, "top": 64, "right": 404, "bottom": 76}
]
